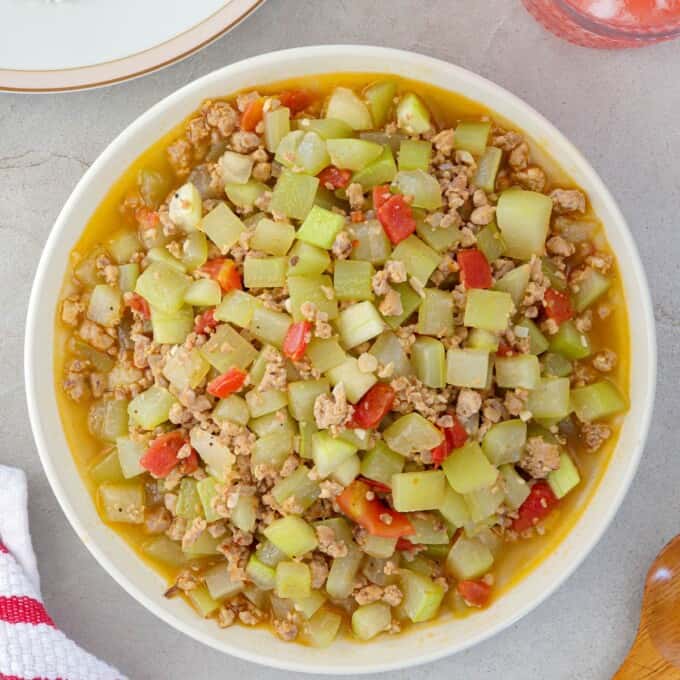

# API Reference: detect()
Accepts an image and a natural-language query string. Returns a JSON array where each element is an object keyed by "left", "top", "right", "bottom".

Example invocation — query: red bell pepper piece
[
  {"left": 512, "top": 481, "right": 559, "bottom": 532},
  {"left": 372, "top": 185, "right": 392, "bottom": 211},
  {"left": 396, "top": 538, "right": 425, "bottom": 552},
  {"left": 336, "top": 480, "right": 414, "bottom": 539},
  {"left": 177, "top": 449, "right": 200, "bottom": 475},
  {"left": 282, "top": 321, "right": 312, "bottom": 361},
  {"left": 318, "top": 166, "right": 352, "bottom": 190},
  {"left": 377, "top": 194, "right": 417, "bottom": 244},
  {"left": 457, "top": 579, "right": 492, "bottom": 608},
  {"left": 199, "top": 258, "right": 242, "bottom": 293},
  {"left": 431, "top": 416, "right": 468, "bottom": 466},
  {"left": 135, "top": 206, "right": 160, "bottom": 230},
  {"left": 543, "top": 288, "right": 574, "bottom": 325},
  {"left": 496, "top": 341, "right": 514, "bottom": 357},
  {"left": 241, "top": 97, "right": 264, "bottom": 132},
  {"left": 349, "top": 383, "right": 396, "bottom": 429},
  {"left": 194, "top": 308, "right": 218, "bottom": 334},
  {"left": 358, "top": 476, "right": 392, "bottom": 493},
  {"left": 140, "top": 431, "right": 187, "bottom": 478},
  {"left": 125, "top": 292, "right": 151, "bottom": 320},
  {"left": 458, "top": 249, "right": 493, "bottom": 289},
  {"left": 278, "top": 89, "right": 313, "bottom": 114},
  {"left": 207, "top": 367, "right": 247, "bottom": 399}
]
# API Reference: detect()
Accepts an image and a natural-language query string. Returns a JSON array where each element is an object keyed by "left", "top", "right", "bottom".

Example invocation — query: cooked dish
[{"left": 56, "top": 75, "right": 628, "bottom": 646}]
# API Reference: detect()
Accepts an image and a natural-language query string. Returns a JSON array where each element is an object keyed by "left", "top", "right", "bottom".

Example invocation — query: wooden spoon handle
[{"left": 615, "top": 620, "right": 680, "bottom": 679}]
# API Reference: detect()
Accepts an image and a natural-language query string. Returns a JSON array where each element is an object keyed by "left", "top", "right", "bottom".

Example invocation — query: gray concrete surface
[{"left": 1, "top": 1, "right": 678, "bottom": 678}]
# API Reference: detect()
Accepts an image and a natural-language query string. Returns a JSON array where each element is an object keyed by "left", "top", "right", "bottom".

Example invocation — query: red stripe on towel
[
  {"left": 0, "top": 676, "right": 66, "bottom": 680},
  {"left": 0, "top": 542, "right": 8, "bottom": 553},
  {"left": 0, "top": 595, "right": 55, "bottom": 627}
]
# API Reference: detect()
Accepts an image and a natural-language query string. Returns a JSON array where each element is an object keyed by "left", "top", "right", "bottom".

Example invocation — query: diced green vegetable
[
  {"left": 400, "top": 570, "right": 445, "bottom": 623},
  {"left": 270, "top": 170, "right": 319, "bottom": 220},
  {"left": 381, "top": 281, "right": 422, "bottom": 329},
  {"left": 331, "top": 453, "right": 360, "bottom": 486},
  {"left": 89, "top": 449, "right": 124, "bottom": 484},
  {"left": 573, "top": 268, "right": 611, "bottom": 312},
  {"left": 246, "top": 388, "right": 288, "bottom": 419},
  {"left": 275, "top": 130, "right": 304, "bottom": 169},
  {"left": 199, "top": 323, "right": 258, "bottom": 372},
  {"left": 326, "top": 357, "right": 377, "bottom": 403},
  {"left": 219, "top": 149, "right": 253, "bottom": 184},
  {"left": 369, "top": 331, "right": 413, "bottom": 377},
  {"left": 327, "top": 138, "right": 382, "bottom": 172},
  {"left": 107, "top": 229, "right": 142, "bottom": 264},
  {"left": 446, "top": 348, "right": 490, "bottom": 388},
  {"left": 474, "top": 146, "right": 503, "bottom": 192},
  {"left": 249, "top": 305, "right": 292, "bottom": 349},
  {"left": 352, "top": 602, "right": 391, "bottom": 640},
  {"left": 306, "top": 338, "right": 347, "bottom": 374},
  {"left": 391, "top": 235, "right": 441, "bottom": 285},
  {"left": 360, "top": 441, "right": 405, "bottom": 486},
  {"left": 297, "top": 117, "right": 354, "bottom": 139},
  {"left": 442, "top": 442, "right": 498, "bottom": 494},
  {"left": 496, "top": 190, "right": 553, "bottom": 260},
  {"left": 312, "top": 431, "right": 358, "bottom": 477},
  {"left": 446, "top": 536, "right": 494, "bottom": 580},
  {"left": 364, "top": 80, "right": 397, "bottom": 128},
  {"left": 336, "top": 300, "right": 385, "bottom": 349},
  {"left": 516, "top": 318, "right": 550, "bottom": 355},
  {"left": 183, "top": 278, "right": 221, "bottom": 307},
  {"left": 350, "top": 219, "right": 392, "bottom": 264},
  {"left": 412, "top": 336, "right": 446, "bottom": 388},
  {"left": 476, "top": 222, "right": 506, "bottom": 263},
  {"left": 128, "top": 386, "right": 175, "bottom": 430},
  {"left": 499, "top": 464, "right": 531, "bottom": 509},
  {"left": 214, "top": 289, "right": 258, "bottom": 328},
  {"left": 276, "top": 561, "right": 311, "bottom": 599},
  {"left": 251, "top": 218, "right": 296, "bottom": 256},
  {"left": 169, "top": 182, "right": 202, "bottom": 232},
  {"left": 98, "top": 482, "right": 144, "bottom": 524},
  {"left": 306, "top": 608, "right": 343, "bottom": 647},
  {"left": 199, "top": 202, "right": 245, "bottom": 254},
  {"left": 135, "top": 262, "right": 190, "bottom": 314},
  {"left": 86, "top": 284, "right": 122, "bottom": 327},
  {"left": 454, "top": 121, "right": 491, "bottom": 156},
  {"left": 396, "top": 93, "right": 431, "bottom": 135},
  {"left": 196, "top": 476, "right": 221, "bottom": 522},
  {"left": 287, "top": 240, "right": 331, "bottom": 276},
  {"left": 482, "top": 419, "right": 527, "bottom": 466},
  {"left": 438, "top": 487, "right": 470, "bottom": 528},
  {"left": 251, "top": 431, "right": 294, "bottom": 470},
  {"left": 181, "top": 230, "right": 208, "bottom": 272},
  {"left": 249, "top": 410, "right": 296, "bottom": 438},
  {"left": 296, "top": 131, "right": 331, "bottom": 176},
  {"left": 142, "top": 536, "right": 186, "bottom": 567},
  {"left": 232, "top": 494, "right": 257, "bottom": 532},
  {"left": 527, "top": 377, "right": 571, "bottom": 420},
  {"left": 118, "top": 263, "right": 139, "bottom": 293},
  {"left": 548, "top": 452, "right": 581, "bottom": 499},
  {"left": 205, "top": 563, "right": 245, "bottom": 599},
  {"left": 464, "top": 289, "right": 514, "bottom": 332},
  {"left": 495, "top": 354, "right": 541, "bottom": 389},
  {"left": 264, "top": 106, "right": 291, "bottom": 153},
  {"left": 326, "top": 87, "right": 373, "bottom": 130},
  {"left": 186, "top": 585, "right": 220, "bottom": 617},
  {"left": 88, "top": 398, "right": 129, "bottom": 442},
  {"left": 287, "top": 274, "right": 337, "bottom": 322},
  {"left": 296, "top": 205, "right": 345, "bottom": 250},
  {"left": 383, "top": 413, "right": 443, "bottom": 456},
  {"left": 147, "top": 246, "right": 186, "bottom": 273},
  {"left": 288, "top": 379, "right": 330, "bottom": 422},
  {"left": 549, "top": 320, "right": 591, "bottom": 360},
  {"left": 326, "top": 541, "right": 364, "bottom": 599},
  {"left": 333, "top": 260, "right": 374, "bottom": 301},
  {"left": 417, "top": 288, "right": 453, "bottom": 337},
  {"left": 542, "top": 352, "right": 573, "bottom": 378},
  {"left": 467, "top": 328, "right": 499, "bottom": 352},
  {"left": 393, "top": 169, "right": 442, "bottom": 211},
  {"left": 150, "top": 305, "right": 193, "bottom": 345},
  {"left": 398, "top": 139, "right": 432, "bottom": 172},
  {"left": 570, "top": 380, "right": 627, "bottom": 422},
  {"left": 464, "top": 485, "right": 504, "bottom": 522},
  {"left": 225, "top": 180, "right": 267, "bottom": 210},
  {"left": 162, "top": 346, "right": 210, "bottom": 392},
  {"left": 362, "top": 534, "right": 397, "bottom": 559},
  {"left": 392, "top": 471, "right": 446, "bottom": 512},
  {"left": 272, "top": 465, "right": 320, "bottom": 512},
  {"left": 264, "top": 516, "right": 318, "bottom": 558},
  {"left": 190, "top": 427, "right": 234, "bottom": 480},
  {"left": 175, "top": 478, "right": 203, "bottom": 520},
  {"left": 494, "top": 263, "right": 530, "bottom": 307},
  {"left": 416, "top": 219, "right": 462, "bottom": 253},
  {"left": 243, "top": 255, "right": 287, "bottom": 288},
  {"left": 351, "top": 145, "right": 397, "bottom": 189}
]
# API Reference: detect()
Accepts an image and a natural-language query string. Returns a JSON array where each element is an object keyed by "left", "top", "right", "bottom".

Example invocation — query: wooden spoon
[{"left": 615, "top": 535, "right": 680, "bottom": 678}]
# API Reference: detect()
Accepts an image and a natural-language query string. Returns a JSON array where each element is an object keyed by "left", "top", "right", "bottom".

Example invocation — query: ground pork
[
  {"left": 315, "top": 525, "right": 348, "bottom": 558},
  {"left": 144, "top": 506, "right": 172, "bottom": 535},
  {"left": 203, "top": 100, "right": 239, "bottom": 137},
  {"left": 79, "top": 320, "right": 115, "bottom": 351},
  {"left": 504, "top": 389, "right": 528, "bottom": 417},
  {"left": 581, "top": 422, "right": 611, "bottom": 451},
  {"left": 313, "top": 383, "right": 353, "bottom": 433},
  {"left": 273, "top": 617, "right": 298, "bottom": 641},
  {"left": 167, "top": 137, "right": 193, "bottom": 178},
  {"left": 309, "top": 555, "right": 329, "bottom": 589},
  {"left": 592, "top": 349, "right": 617, "bottom": 373},
  {"left": 378, "top": 288, "right": 403, "bottom": 317},
  {"left": 61, "top": 296, "right": 85, "bottom": 326},
  {"left": 469, "top": 204, "right": 496, "bottom": 226},
  {"left": 520, "top": 437, "right": 561, "bottom": 479},
  {"left": 456, "top": 389, "right": 483, "bottom": 419},
  {"left": 354, "top": 584, "right": 383, "bottom": 605},
  {"left": 390, "top": 375, "right": 451, "bottom": 421},
  {"left": 547, "top": 235, "right": 576, "bottom": 257},
  {"left": 550, "top": 188, "right": 586, "bottom": 214},
  {"left": 331, "top": 231, "right": 353, "bottom": 260},
  {"left": 347, "top": 182, "right": 365, "bottom": 210},
  {"left": 258, "top": 346, "right": 288, "bottom": 391},
  {"left": 513, "top": 166, "right": 546, "bottom": 192}
]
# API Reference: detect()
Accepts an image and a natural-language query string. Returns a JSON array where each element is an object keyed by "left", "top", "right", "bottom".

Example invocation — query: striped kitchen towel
[{"left": 0, "top": 465, "right": 126, "bottom": 680}]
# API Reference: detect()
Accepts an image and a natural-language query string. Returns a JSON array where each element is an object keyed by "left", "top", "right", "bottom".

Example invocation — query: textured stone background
[{"left": 1, "top": 1, "right": 678, "bottom": 678}]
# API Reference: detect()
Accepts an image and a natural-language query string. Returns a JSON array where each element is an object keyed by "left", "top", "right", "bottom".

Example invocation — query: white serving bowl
[{"left": 25, "top": 46, "right": 656, "bottom": 675}]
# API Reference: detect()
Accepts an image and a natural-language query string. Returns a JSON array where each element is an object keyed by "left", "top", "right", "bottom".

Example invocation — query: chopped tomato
[
  {"left": 543, "top": 288, "right": 573, "bottom": 325},
  {"left": 496, "top": 341, "right": 514, "bottom": 357},
  {"left": 457, "top": 579, "right": 492, "bottom": 608},
  {"left": 458, "top": 249, "right": 493, "bottom": 289},
  {"left": 140, "top": 431, "right": 186, "bottom": 478},
  {"left": 358, "top": 477, "right": 392, "bottom": 493},
  {"left": 125, "top": 292, "right": 151, "bottom": 319},
  {"left": 177, "top": 449, "right": 199, "bottom": 475},
  {"left": 199, "top": 258, "right": 242, "bottom": 293},
  {"left": 318, "top": 166, "right": 352, "bottom": 190},
  {"left": 431, "top": 416, "right": 468, "bottom": 466},
  {"left": 278, "top": 89, "right": 313, "bottom": 114},
  {"left": 512, "top": 481, "right": 559, "bottom": 532},
  {"left": 377, "top": 194, "right": 416, "bottom": 245},
  {"left": 351, "top": 210, "right": 364, "bottom": 223},
  {"left": 282, "top": 321, "right": 312, "bottom": 361},
  {"left": 194, "top": 308, "right": 218, "bottom": 334},
  {"left": 206, "top": 367, "right": 247, "bottom": 399},
  {"left": 349, "top": 383, "right": 396, "bottom": 429},
  {"left": 135, "top": 205, "right": 160, "bottom": 230},
  {"left": 241, "top": 97, "right": 264, "bottom": 132},
  {"left": 336, "top": 480, "right": 414, "bottom": 539},
  {"left": 372, "top": 185, "right": 392, "bottom": 211},
  {"left": 396, "top": 538, "right": 425, "bottom": 551}
]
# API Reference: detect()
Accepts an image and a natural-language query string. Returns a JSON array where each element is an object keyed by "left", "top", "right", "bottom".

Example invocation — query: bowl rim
[{"left": 24, "top": 45, "right": 657, "bottom": 675}]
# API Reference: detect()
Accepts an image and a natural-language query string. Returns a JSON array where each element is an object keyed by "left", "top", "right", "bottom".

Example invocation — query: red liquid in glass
[{"left": 523, "top": 0, "right": 680, "bottom": 47}]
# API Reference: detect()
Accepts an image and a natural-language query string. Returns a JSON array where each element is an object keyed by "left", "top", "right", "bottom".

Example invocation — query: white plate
[
  {"left": 25, "top": 46, "right": 656, "bottom": 674},
  {"left": 0, "top": 0, "right": 264, "bottom": 92}
]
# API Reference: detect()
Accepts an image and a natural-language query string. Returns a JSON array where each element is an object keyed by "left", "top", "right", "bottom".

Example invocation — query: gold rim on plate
[{"left": 0, "top": 0, "right": 264, "bottom": 93}]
